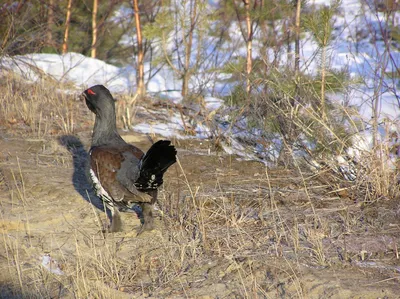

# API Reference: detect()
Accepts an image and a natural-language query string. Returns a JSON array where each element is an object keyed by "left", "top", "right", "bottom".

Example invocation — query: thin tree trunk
[
  {"left": 62, "top": 0, "right": 73, "bottom": 54},
  {"left": 372, "top": 13, "right": 390, "bottom": 148},
  {"left": 181, "top": 73, "right": 189, "bottom": 98},
  {"left": 243, "top": 0, "right": 252, "bottom": 101},
  {"left": 133, "top": 0, "right": 145, "bottom": 96},
  {"left": 320, "top": 44, "right": 326, "bottom": 119},
  {"left": 47, "top": 0, "right": 54, "bottom": 47},
  {"left": 294, "top": 0, "right": 301, "bottom": 74},
  {"left": 91, "top": 0, "right": 98, "bottom": 58},
  {"left": 320, "top": 15, "right": 330, "bottom": 120},
  {"left": 182, "top": 0, "right": 197, "bottom": 98},
  {"left": 286, "top": 20, "right": 292, "bottom": 67}
]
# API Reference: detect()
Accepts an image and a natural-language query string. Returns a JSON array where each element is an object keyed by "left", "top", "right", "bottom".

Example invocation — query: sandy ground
[{"left": 0, "top": 127, "right": 400, "bottom": 298}]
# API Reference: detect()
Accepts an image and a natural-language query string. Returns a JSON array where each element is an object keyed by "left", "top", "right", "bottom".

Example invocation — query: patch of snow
[
  {"left": 41, "top": 254, "right": 64, "bottom": 275},
  {"left": 133, "top": 110, "right": 213, "bottom": 140},
  {"left": 204, "top": 97, "right": 224, "bottom": 111},
  {"left": 1, "top": 53, "right": 134, "bottom": 93}
]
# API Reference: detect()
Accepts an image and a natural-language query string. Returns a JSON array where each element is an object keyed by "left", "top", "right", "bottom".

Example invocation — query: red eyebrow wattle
[{"left": 87, "top": 89, "right": 96, "bottom": 95}]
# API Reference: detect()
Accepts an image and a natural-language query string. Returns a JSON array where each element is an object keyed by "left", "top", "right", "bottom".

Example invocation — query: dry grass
[
  {"left": 1, "top": 141, "right": 400, "bottom": 298},
  {"left": 250, "top": 73, "right": 400, "bottom": 205},
  {"left": 0, "top": 73, "right": 142, "bottom": 141},
  {"left": 0, "top": 73, "right": 79, "bottom": 137},
  {"left": 115, "top": 93, "right": 139, "bottom": 131},
  {"left": 0, "top": 143, "right": 306, "bottom": 297},
  {"left": 0, "top": 73, "right": 399, "bottom": 298}
]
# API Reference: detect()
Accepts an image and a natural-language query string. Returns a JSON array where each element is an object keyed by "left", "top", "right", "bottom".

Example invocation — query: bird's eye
[{"left": 87, "top": 89, "right": 96, "bottom": 95}]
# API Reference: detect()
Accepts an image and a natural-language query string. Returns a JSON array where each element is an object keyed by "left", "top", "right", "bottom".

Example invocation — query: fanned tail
[{"left": 135, "top": 140, "right": 177, "bottom": 190}]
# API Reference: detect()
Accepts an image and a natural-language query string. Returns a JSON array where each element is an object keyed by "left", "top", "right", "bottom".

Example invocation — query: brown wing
[{"left": 89, "top": 145, "right": 151, "bottom": 205}]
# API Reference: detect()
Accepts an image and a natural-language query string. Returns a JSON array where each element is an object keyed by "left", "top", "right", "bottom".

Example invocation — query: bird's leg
[
  {"left": 138, "top": 190, "right": 157, "bottom": 234},
  {"left": 109, "top": 207, "right": 122, "bottom": 232},
  {"left": 138, "top": 202, "right": 154, "bottom": 233}
]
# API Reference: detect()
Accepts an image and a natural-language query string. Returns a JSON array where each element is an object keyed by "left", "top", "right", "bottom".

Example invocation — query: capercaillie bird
[{"left": 82, "top": 85, "right": 177, "bottom": 233}]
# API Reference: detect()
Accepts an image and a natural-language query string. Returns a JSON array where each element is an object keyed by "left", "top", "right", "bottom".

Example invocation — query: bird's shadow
[
  {"left": 58, "top": 135, "right": 142, "bottom": 226},
  {"left": 58, "top": 135, "right": 105, "bottom": 212}
]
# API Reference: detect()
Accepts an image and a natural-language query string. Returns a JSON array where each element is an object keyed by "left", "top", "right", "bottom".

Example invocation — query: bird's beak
[
  {"left": 82, "top": 91, "right": 97, "bottom": 113},
  {"left": 80, "top": 92, "right": 87, "bottom": 102}
]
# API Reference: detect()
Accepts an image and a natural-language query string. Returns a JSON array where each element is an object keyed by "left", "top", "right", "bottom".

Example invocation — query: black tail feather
[{"left": 135, "top": 140, "right": 177, "bottom": 190}]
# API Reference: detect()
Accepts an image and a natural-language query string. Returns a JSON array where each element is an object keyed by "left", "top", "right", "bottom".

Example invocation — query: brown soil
[{"left": 0, "top": 125, "right": 400, "bottom": 298}]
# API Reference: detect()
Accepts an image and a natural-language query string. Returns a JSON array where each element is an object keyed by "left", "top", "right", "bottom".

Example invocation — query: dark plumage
[{"left": 82, "top": 85, "right": 177, "bottom": 233}]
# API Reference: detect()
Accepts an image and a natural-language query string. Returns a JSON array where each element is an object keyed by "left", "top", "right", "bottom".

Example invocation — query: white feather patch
[{"left": 89, "top": 168, "right": 113, "bottom": 203}]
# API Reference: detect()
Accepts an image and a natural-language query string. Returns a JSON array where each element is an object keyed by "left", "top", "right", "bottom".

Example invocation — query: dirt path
[{"left": 0, "top": 131, "right": 400, "bottom": 298}]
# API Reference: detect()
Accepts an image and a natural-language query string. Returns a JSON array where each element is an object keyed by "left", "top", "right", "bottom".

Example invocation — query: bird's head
[{"left": 81, "top": 85, "right": 115, "bottom": 117}]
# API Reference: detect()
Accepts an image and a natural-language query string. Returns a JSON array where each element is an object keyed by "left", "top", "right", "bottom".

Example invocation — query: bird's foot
[
  {"left": 100, "top": 216, "right": 123, "bottom": 233},
  {"left": 137, "top": 223, "right": 155, "bottom": 235},
  {"left": 136, "top": 227, "right": 161, "bottom": 238},
  {"left": 137, "top": 218, "right": 164, "bottom": 236},
  {"left": 100, "top": 219, "right": 110, "bottom": 234}
]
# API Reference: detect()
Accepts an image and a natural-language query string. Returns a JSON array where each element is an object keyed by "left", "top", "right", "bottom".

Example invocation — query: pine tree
[
  {"left": 144, "top": 0, "right": 215, "bottom": 99},
  {"left": 303, "top": 2, "right": 338, "bottom": 120}
]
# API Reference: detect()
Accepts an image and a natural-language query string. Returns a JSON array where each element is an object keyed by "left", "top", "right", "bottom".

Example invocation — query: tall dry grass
[
  {"left": 0, "top": 73, "right": 77, "bottom": 137},
  {"left": 0, "top": 72, "right": 142, "bottom": 140},
  {"left": 1, "top": 45, "right": 399, "bottom": 299},
  {"left": 0, "top": 147, "right": 312, "bottom": 298}
]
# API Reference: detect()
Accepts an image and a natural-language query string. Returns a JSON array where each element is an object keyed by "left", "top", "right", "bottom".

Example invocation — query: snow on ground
[
  {"left": 204, "top": 97, "right": 224, "bottom": 111},
  {"left": 303, "top": 0, "right": 400, "bottom": 121},
  {"left": 132, "top": 97, "right": 223, "bottom": 141},
  {"left": 133, "top": 112, "right": 212, "bottom": 140},
  {"left": 0, "top": 53, "right": 186, "bottom": 98},
  {"left": 1, "top": 53, "right": 133, "bottom": 93}
]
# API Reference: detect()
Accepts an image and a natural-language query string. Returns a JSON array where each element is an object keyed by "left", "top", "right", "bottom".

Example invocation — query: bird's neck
[{"left": 92, "top": 114, "right": 125, "bottom": 146}]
